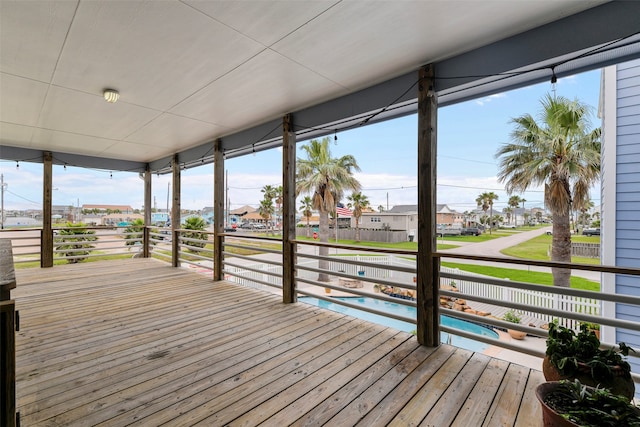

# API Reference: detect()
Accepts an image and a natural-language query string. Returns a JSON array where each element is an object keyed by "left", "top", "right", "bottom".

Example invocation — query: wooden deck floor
[{"left": 13, "top": 259, "right": 544, "bottom": 426}]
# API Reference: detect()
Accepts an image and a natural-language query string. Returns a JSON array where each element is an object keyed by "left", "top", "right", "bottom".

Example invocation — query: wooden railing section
[{"left": 1, "top": 239, "right": 18, "bottom": 427}]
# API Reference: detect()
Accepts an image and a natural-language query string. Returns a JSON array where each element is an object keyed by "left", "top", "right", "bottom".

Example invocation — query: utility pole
[
  {"left": 1, "top": 174, "right": 6, "bottom": 229},
  {"left": 225, "top": 169, "right": 229, "bottom": 227}
]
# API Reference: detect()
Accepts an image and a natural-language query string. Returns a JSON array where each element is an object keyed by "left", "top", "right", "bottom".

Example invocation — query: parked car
[
  {"left": 460, "top": 227, "right": 481, "bottom": 236},
  {"left": 436, "top": 228, "right": 461, "bottom": 237},
  {"left": 582, "top": 228, "right": 601, "bottom": 236}
]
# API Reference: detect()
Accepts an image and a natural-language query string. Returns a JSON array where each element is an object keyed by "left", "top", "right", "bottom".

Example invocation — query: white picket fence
[
  {"left": 222, "top": 255, "right": 601, "bottom": 331},
  {"left": 441, "top": 266, "right": 600, "bottom": 330}
]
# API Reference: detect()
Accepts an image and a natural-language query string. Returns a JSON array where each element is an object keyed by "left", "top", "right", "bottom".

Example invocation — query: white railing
[{"left": 441, "top": 266, "right": 600, "bottom": 330}]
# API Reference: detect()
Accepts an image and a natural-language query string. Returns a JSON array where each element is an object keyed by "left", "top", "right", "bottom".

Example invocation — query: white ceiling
[{"left": 0, "top": 0, "right": 621, "bottom": 166}]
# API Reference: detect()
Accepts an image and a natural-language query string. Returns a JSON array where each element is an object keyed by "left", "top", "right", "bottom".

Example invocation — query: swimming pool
[{"left": 300, "top": 296, "right": 498, "bottom": 353}]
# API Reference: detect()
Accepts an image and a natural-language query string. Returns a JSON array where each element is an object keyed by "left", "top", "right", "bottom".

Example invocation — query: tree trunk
[
  {"left": 318, "top": 210, "right": 330, "bottom": 282},
  {"left": 551, "top": 208, "right": 572, "bottom": 288},
  {"left": 355, "top": 218, "right": 360, "bottom": 242}
]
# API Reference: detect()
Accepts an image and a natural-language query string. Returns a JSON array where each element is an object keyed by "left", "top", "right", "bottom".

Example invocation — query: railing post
[
  {"left": 1, "top": 239, "right": 17, "bottom": 427},
  {"left": 282, "top": 114, "right": 297, "bottom": 303},
  {"left": 171, "top": 154, "right": 181, "bottom": 268},
  {"left": 143, "top": 167, "right": 151, "bottom": 258},
  {"left": 1, "top": 300, "right": 16, "bottom": 427},
  {"left": 142, "top": 226, "right": 150, "bottom": 258},
  {"left": 41, "top": 151, "right": 53, "bottom": 268},
  {"left": 416, "top": 64, "right": 439, "bottom": 346},
  {"left": 213, "top": 139, "right": 224, "bottom": 281}
]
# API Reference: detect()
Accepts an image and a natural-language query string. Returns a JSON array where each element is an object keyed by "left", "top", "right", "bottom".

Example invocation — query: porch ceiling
[{"left": 1, "top": 1, "right": 639, "bottom": 172}]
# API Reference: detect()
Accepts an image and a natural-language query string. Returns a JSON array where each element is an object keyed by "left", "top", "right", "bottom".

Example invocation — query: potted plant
[
  {"left": 503, "top": 310, "right": 526, "bottom": 340},
  {"left": 582, "top": 321, "right": 600, "bottom": 339},
  {"left": 543, "top": 321, "right": 635, "bottom": 400},
  {"left": 536, "top": 379, "right": 640, "bottom": 426},
  {"left": 373, "top": 284, "right": 381, "bottom": 293}
]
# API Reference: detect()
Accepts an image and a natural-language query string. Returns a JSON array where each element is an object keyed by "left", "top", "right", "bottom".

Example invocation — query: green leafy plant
[
  {"left": 542, "top": 379, "right": 640, "bottom": 426},
  {"left": 182, "top": 216, "right": 208, "bottom": 251},
  {"left": 56, "top": 222, "right": 97, "bottom": 263},
  {"left": 546, "top": 322, "right": 634, "bottom": 382},
  {"left": 582, "top": 321, "right": 600, "bottom": 331},
  {"left": 503, "top": 310, "right": 522, "bottom": 324}
]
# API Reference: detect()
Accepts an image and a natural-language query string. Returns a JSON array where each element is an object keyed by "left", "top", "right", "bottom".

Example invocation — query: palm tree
[
  {"left": 378, "top": 205, "right": 385, "bottom": 213},
  {"left": 261, "top": 184, "right": 277, "bottom": 234},
  {"left": 535, "top": 211, "right": 543, "bottom": 224},
  {"left": 504, "top": 207, "right": 513, "bottom": 225},
  {"left": 299, "top": 196, "right": 313, "bottom": 237},
  {"left": 274, "top": 185, "right": 283, "bottom": 229},
  {"left": 183, "top": 216, "right": 208, "bottom": 250},
  {"left": 258, "top": 198, "right": 274, "bottom": 235},
  {"left": 476, "top": 192, "right": 498, "bottom": 234},
  {"left": 496, "top": 94, "right": 601, "bottom": 287},
  {"left": 297, "top": 137, "right": 361, "bottom": 282},
  {"left": 577, "top": 197, "right": 595, "bottom": 232},
  {"left": 508, "top": 195, "right": 523, "bottom": 227},
  {"left": 347, "top": 192, "right": 370, "bottom": 242},
  {"left": 56, "top": 222, "right": 97, "bottom": 263}
]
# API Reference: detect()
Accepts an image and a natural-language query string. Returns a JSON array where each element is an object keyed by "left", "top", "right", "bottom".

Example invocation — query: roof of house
[{"left": 230, "top": 205, "right": 257, "bottom": 216}]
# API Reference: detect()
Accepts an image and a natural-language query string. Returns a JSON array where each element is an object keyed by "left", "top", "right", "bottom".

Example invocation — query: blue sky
[{"left": 0, "top": 69, "right": 601, "bottom": 214}]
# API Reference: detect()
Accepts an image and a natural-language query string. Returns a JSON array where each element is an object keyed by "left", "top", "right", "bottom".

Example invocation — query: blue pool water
[{"left": 300, "top": 296, "right": 498, "bottom": 352}]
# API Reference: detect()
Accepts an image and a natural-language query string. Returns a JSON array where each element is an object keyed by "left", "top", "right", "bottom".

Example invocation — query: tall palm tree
[
  {"left": 258, "top": 198, "right": 274, "bottom": 235},
  {"left": 261, "top": 184, "right": 277, "bottom": 234},
  {"left": 297, "top": 137, "right": 361, "bottom": 282},
  {"left": 347, "top": 192, "right": 370, "bottom": 242},
  {"left": 299, "top": 196, "right": 313, "bottom": 237},
  {"left": 274, "top": 185, "right": 283, "bottom": 229},
  {"left": 496, "top": 94, "right": 601, "bottom": 287},
  {"left": 508, "top": 195, "right": 523, "bottom": 227},
  {"left": 476, "top": 192, "right": 498, "bottom": 234},
  {"left": 577, "top": 197, "right": 595, "bottom": 232},
  {"left": 504, "top": 207, "right": 513, "bottom": 225}
]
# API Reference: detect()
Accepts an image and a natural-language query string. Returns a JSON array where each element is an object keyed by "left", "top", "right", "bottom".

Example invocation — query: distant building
[{"left": 82, "top": 204, "right": 135, "bottom": 214}]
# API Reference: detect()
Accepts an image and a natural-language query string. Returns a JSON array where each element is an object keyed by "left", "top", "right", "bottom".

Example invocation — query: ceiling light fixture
[{"left": 103, "top": 89, "right": 119, "bottom": 103}]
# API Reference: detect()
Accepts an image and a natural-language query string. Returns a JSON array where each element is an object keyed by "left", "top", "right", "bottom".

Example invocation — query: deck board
[{"left": 13, "top": 258, "right": 544, "bottom": 426}]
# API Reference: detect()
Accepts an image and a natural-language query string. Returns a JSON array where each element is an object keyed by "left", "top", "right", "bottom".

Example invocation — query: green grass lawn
[
  {"left": 294, "top": 236, "right": 457, "bottom": 251},
  {"left": 500, "top": 234, "right": 600, "bottom": 265},
  {"left": 442, "top": 261, "right": 599, "bottom": 291}
]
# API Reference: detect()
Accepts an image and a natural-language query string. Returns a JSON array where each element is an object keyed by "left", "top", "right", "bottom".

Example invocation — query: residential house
[{"left": 601, "top": 59, "right": 640, "bottom": 371}]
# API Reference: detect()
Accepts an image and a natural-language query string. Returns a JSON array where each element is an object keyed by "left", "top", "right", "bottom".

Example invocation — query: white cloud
[{"left": 475, "top": 93, "right": 507, "bottom": 106}]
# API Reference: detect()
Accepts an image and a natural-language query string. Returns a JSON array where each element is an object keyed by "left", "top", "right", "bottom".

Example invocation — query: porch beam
[
  {"left": 143, "top": 168, "right": 151, "bottom": 258},
  {"left": 171, "top": 154, "right": 180, "bottom": 267},
  {"left": 282, "top": 114, "right": 297, "bottom": 303},
  {"left": 41, "top": 151, "right": 53, "bottom": 268},
  {"left": 213, "top": 139, "right": 224, "bottom": 281},
  {"left": 416, "top": 64, "right": 439, "bottom": 346}
]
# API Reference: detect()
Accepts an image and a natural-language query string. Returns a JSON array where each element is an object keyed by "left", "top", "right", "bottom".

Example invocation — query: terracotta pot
[
  {"left": 508, "top": 329, "right": 526, "bottom": 340},
  {"left": 324, "top": 287, "right": 331, "bottom": 294},
  {"left": 535, "top": 382, "right": 580, "bottom": 427},
  {"left": 542, "top": 355, "right": 635, "bottom": 400}
]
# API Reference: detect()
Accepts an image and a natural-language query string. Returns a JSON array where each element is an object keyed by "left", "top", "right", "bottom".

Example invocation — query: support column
[
  {"left": 41, "top": 152, "right": 53, "bottom": 268},
  {"left": 171, "top": 154, "right": 181, "bottom": 267},
  {"left": 282, "top": 114, "right": 297, "bottom": 303},
  {"left": 416, "top": 64, "right": 439, "bottom": 346},
  {"left": 213, "top": 139, "right": 224, "bottom": 281},
  {"left": 143, "top": 167, "right": 151, "bottom": 258}
]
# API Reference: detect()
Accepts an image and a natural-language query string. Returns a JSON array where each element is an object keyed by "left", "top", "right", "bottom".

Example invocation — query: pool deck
[
  {"left": 13, "top": 258, "right": 545, "bottom": 426},
  {"left": 298, "top": 278, "right": 548, "bottom": 370}
]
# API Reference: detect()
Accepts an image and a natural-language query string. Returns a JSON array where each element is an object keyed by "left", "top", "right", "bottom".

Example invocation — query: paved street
[{"left": 440, "top": 226, "right": 600, "bottom": 282}]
